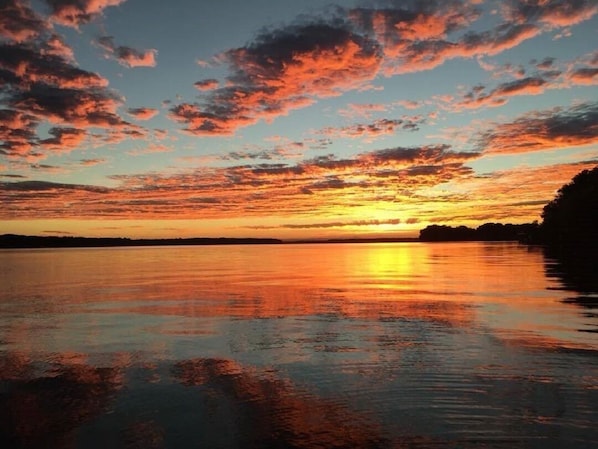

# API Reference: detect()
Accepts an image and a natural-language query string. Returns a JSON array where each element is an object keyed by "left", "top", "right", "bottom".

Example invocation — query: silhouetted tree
[
  {"left": 419, "top": 223, "right": 537, "bottom": 242},
  {"left": 540, "top": 166, "right": 598, "bottom": 252}
]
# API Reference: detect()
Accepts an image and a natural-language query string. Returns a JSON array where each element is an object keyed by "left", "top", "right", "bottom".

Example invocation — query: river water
[{"left": 1, "top": 242, "right": 596, "bottom": 448}]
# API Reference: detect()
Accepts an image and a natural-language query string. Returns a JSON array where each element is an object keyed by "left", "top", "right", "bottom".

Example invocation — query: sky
[{"left": 0, "top": 0, "right": 597, "bottom": 240}]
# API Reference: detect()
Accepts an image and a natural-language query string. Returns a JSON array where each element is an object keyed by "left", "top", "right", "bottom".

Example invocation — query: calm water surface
[{"left": 1, "top": 242, "right": 596, "bottom": 448}]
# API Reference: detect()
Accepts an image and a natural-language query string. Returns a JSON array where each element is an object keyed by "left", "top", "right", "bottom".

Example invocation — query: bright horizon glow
[{"left": 1, "top": 0, "right": 597, "bottom": 239}]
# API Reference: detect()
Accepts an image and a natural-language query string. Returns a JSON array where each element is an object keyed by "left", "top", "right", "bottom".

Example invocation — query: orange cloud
[
  {"left": 0, "top": 144, "right": 478, "bottom": 221},
  {"left": 170, "top": 22, "right": 383, "bottom": 135}
]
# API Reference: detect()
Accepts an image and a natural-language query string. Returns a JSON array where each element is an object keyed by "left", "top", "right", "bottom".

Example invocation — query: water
[{"left": 0, "top": 242, "right": 596, "bottom": 448}]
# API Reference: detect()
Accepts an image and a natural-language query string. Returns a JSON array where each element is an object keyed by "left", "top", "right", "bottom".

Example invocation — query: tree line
[{"left": 420, "top": 165, "right": 598, "bottom": 252}]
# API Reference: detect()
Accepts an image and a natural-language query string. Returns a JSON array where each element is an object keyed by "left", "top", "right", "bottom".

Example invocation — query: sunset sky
[{"left": 1, "top": 0, "right": 597, "bottom": 239}]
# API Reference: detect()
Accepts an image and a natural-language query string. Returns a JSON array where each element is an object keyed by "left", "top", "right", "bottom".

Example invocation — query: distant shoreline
[
  {"left": 0, "top": 234, "right": 283, "bottom": 248},
  {"left": 0, "top": 234, "right": 431, "bottom": 249},
  {"left": 0, "top": 232, "right": 535, "bottom": 249}
]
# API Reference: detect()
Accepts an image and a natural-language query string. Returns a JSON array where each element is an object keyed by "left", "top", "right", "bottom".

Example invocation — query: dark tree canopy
[
  {"left": 419, "top": 223, "right": 536, "bottom": 242},
  {"left": 540, "top": 165, "right": 598, "bottom": 251}
]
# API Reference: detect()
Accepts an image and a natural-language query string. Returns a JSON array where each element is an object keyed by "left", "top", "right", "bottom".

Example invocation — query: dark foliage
[
  {"left": 540, "top": 166, "right": 598, "bottom": 252},
  {"left": 419, "top": 223, "right": 537, "bottom": 242}
]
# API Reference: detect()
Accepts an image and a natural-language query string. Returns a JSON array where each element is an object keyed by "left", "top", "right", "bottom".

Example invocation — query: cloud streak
[
  {"left": 0, "top": 144, "right": 478, "bottom": 220},
  {"left": 317, "top": 117, "right": 424, "bottom": 141}
]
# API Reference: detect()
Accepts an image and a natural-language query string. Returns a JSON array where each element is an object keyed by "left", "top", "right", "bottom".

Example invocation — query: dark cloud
[
  {"left": 0, "top": 42, "right": 108, "bottom": 89},
  {"left": 504, "top": 0, "right": 598, "bottom": 27},
  {"left": 97, "top": 35, "right": 157, "bottom": 68},
  {"left": 40, "top": 127, "right": 86, "bottom": 151},
  {"left": 0, "top": 173, "right": 28, "bottom": 178},
  {"left": 0, "top": 108, "right": 38, "bottom": 157},
  {"left": 194, "top": 79, "right": 219, "bottom": 91},
  {"left": 477, "top": 101, "right": 598, "bottom": 154},
  {"left": 0, "top": 0, "right": 49, "bottom": 42},
  {"left": 0, "top": 180, "right": 109, "bottom": 192},
  {"left": 10, "top": 84, "right": 128, "bottom": 127},
  {"left": 30, "top": 162, "right": 65, "bottom": 172},
  {"left": 534, "top": 56, "right": 555, "bottom": 69},
  {"left": 318, "top": 117, "right": 424, "bottom": 140},
  {"left": 568, "top": 67, "right": 598, "bottom": 84},
  {"left": 458, "top": 76, "right": 548, "bottom": 109}
]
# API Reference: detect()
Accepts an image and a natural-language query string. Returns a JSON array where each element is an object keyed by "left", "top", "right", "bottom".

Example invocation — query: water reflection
[
  {"left": 0, "top": 354, "right": 122, "bottom": 449},
  {"left": 544, "top": 247, "right": 598, "bottom": 312},
  {"left": 1, "top": 243, "right": 597, "bottom": 448},
  {"left": 173, "top": 358, "right": 390, "bottom": 448}
]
